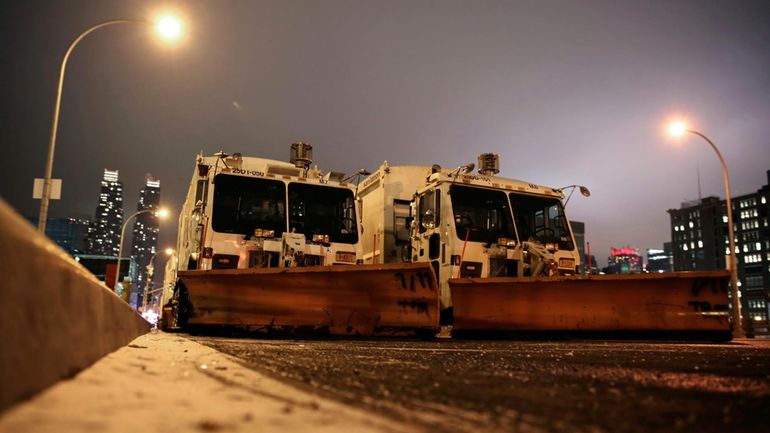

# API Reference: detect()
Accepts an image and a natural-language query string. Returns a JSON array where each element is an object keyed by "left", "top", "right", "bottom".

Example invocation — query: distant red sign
[{"left": 610, "top": 245, "right": 640, "bottom": 257}]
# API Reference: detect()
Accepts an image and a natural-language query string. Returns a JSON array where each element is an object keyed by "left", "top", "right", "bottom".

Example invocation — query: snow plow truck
[
  {"left": 357, "top": 153, "right": 732, "bottom": 340},
  {"left": 160, "top": 144, "right": 439, "bottom": 336},
  {"left": 162, "top": 147, "right": 732, "bottom": 340}
]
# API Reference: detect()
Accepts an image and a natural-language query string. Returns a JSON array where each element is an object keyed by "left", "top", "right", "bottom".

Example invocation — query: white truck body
[
  {"left": 162, "top": 152, "right": 362, "bottom": 307},
  {"left": 359, "top": 160, "right": 581, "bottom": 313}
]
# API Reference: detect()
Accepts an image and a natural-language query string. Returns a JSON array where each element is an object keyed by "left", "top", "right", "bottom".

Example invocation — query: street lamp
[
  {"left": 143, "top": 247, "right": 175, "bottom": 310},
  {"left": 115, "top": 208, "right": 169, "bottom": 294},
  {"left": 37, "top": 15, "right": 183, "bottom": 234},
  {"left": 667, "top": 120, "right": 744, "bottom": 338}
]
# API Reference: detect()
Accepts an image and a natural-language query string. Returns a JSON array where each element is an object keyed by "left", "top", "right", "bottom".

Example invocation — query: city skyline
[
  {"left": 1, "top": 1, "right": 769, "bottom": 267},
  {"left": 84, "top": 169, "right": 123, "bottom": 257},
  {"left": 130, "top": 174, "right": 161, "bottom": 308}
]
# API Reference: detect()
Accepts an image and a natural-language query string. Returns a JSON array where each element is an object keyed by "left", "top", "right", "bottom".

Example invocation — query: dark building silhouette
[
  {"left": 130, "top": 175, "right": 161, "bottom": 308},
  {"left": 27, "top": 216, "right": 91, "bottom": 254},
  {"left": 85, "top": 169, "right": 124, "bottom": 256},
  {"left": 646, "top": 242, "right": 673, "bottom": 273},
  {"left": 668, "top": 196, "right": 725, "bottom": 271},
  {"left": 73, "top": 254, "right": 134, "bottom": 287},
  {"left": 668, "top": 169, "right": 770, "bottom": 333},
  {"left": 570, "top": 220, "right": 586, "bottom": 273},
  {"left": 585, "top": 254, "right": 599, "bottom": 274}
]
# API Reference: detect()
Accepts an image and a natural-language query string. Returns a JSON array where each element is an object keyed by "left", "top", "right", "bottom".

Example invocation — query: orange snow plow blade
[
  {"left": 177, "top": 263, "right": 439, "bottom": 337},
  {"left": 451, "top": 271, "right": 732, "bottom": 340}
]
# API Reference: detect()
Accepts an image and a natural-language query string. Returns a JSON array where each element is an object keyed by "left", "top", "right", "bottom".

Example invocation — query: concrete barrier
[{"left": 0, "top": 199, "right": 150, "bottom": 412}]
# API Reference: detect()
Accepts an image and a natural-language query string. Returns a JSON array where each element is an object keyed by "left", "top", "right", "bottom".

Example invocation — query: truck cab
[
  {"left": 359, "top": 154, "right": 581, "bottom": 316},
  {"left": 162, "top": 144, "right": 362, "bottom": 309}
]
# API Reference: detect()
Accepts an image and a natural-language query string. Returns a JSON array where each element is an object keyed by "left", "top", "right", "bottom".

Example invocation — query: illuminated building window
[{"left": 744, "top": 254, "right": 762, "bottom": 264}]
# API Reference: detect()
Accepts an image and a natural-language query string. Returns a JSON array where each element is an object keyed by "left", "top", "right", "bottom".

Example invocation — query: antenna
[{"left": 697, "top": 163, "right": 702, "bottom": 200}]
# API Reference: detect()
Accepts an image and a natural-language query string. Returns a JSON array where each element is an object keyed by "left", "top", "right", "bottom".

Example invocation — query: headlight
[
  {"left": 497, "top": 237, "right": 517, "bottom": 248},
  {"left": 253, "top": 228, "right": 275, "bottom": 238},
  {"left": 545, "top": 243, "right": 558, "bottom": 252},
  {"left": 312, "top": 234, "right": 330, "bottom": 244}
]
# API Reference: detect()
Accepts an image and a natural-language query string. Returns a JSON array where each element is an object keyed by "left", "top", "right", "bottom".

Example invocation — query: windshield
[
  {"left": 509, "top": 193, "right": 573, "bottom": 250},
  {"left": 212, "top": 174, "right": 286, "bottom": 236},
  {"left": 449, "top": 185, "right": 516, "bottom": 243},
  {"left": 288, "top": 183, "right": 358, "bottom": 244}
]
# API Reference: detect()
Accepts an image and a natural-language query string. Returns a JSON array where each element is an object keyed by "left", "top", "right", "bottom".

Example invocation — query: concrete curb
[
  {"left": 0, "top": 332, "right": 408, "bottom": 433},
  {"left": 0, "top": 199, "right": 150, "bottom": 411}
]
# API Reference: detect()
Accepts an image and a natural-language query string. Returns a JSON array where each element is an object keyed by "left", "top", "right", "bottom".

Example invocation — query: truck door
[
  {"left": 416, "top": 188, "right": 441, "bottom": 270},
  {"left": 415, "top": 188, "right": 451, "bottom": 321}
]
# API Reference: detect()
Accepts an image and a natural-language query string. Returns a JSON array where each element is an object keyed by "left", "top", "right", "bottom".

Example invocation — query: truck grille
[
  {"left": 489, "top": 258, "right": 518, "bottom": 277},
  {"left": 249, "top": 250, "right": 279, "bottom": 268}
]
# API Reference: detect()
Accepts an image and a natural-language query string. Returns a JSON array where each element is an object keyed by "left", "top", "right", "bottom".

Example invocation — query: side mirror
[{"left": 421, "top": 209, "right": 436, "bottom": 230}]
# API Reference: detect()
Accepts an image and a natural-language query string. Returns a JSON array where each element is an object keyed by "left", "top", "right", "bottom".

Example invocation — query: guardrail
[{"left": 0, "top": 198, "right": 150, "bottom": 412}]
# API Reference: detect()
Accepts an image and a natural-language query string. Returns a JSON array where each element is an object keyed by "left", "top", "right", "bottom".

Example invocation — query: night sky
[{"left": 2, "top": 0, "right": 769, "bottom": 266}]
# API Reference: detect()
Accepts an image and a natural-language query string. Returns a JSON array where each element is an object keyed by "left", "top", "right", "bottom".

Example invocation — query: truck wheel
[{"left": 171, "top": 280, "right": 191, "bottom": 329}]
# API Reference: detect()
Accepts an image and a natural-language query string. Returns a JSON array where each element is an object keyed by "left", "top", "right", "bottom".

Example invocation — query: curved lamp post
[
  {"left": 668, "top": 121, "right": 744, "bottom": 338},
  {"left": 37, "top": 16, "right": 183, "bottom": 234},
  {"left": 115, "top": 208, "right": 169, "bottom": 294}
]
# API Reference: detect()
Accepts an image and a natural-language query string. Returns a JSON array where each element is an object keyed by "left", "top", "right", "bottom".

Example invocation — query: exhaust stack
[
  {"left": 477, "top": 153, "right": 500, "bottom": 175},
  {"left": 290, "top": 142, "right": 313, "bottom": 169}
]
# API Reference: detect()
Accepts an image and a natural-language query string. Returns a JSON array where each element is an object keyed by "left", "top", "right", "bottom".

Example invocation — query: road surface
[{"left": 194, "top": 336, "right": 770, "bottom": 433}]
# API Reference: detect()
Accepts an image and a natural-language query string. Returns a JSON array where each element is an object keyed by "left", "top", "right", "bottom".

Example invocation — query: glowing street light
[
  {"left": 666, "top": 120, "right": 744, "bottom": 338},
  {"left": 37, "top": 15, "right": 184, "bottom": 234},
  {"left": 114, "top": 208, "right": 169, "bottom": 294},
  {"left": 667, "top": 121, "right": 687, "bottom": 138},
  {"left": 156, "top": 16, "right": 183, "bottom": 39}
]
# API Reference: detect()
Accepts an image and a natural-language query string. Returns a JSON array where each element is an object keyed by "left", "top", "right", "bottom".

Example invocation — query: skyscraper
[
  {"left": 130, "top": 175, "right": 161, "bottom": 308},
  {"left": 85, "top": 169, "right": 123, "bottom": 256}
]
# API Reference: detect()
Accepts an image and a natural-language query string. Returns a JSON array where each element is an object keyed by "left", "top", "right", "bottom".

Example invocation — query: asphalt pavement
[
  {"left": 195, "top": 335, "right": 770, "bottom": 433},
  {"left": 3, "top": 332, "right": 769, "bottom": 433}
]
